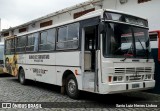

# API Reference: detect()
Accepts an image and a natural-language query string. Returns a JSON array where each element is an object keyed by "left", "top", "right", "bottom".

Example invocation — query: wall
[
  {"left": 11, "top": 5, "right": 98, "bottom": 36},
  {"left": 103, "top": 0, "right": 159, "bottom": 31},
  {"left": 2, "top": 0, "right": 160, "bottom": 38}
]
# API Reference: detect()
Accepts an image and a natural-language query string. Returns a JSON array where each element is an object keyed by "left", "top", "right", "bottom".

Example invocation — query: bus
[
  {"left": 4, "top": 9, "right": 155, "bottom": 99},
  {"left": 149, "top": 30, "right": 160, "bottom": 93},
  {"left": 149, "top": 30, "right": 160, "bottom": 61}
]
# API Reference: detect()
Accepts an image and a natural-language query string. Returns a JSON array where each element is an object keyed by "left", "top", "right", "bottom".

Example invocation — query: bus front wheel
[
  {"left": 66, "top": 74, "right": 79, "bottom": 99},
  {"left": 19, "top": 68, "right": 26, "bottom": 85}
]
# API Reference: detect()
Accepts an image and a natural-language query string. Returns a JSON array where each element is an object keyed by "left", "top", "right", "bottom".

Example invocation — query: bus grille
[{"left": 115, "top": 67, "right": 152, "bottom": 74}]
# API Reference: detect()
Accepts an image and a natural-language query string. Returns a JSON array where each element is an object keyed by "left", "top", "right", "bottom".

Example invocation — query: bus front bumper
[{"left": 100, "top": 80, "right": 155, "bottom": 94}]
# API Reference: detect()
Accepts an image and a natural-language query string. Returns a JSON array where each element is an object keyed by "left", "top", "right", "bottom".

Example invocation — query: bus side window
[
  {"left": 26, "top": 33, "right": 38, "bottom": 52},
  {"left": 56, "top": 23, "right": 79, "bottom": 50},
  {"left": 5, "top": 40, "right": 10, "bottom": 55},
  {"left": 67, "top": 23, "right": 79, "bottom": 49},
  {"left": 5, "top": 39, "right": 15, "bottom": 55},
  {"left": 150, "top": 34, "right": 158, "bottom": 41},
  {"left": 149, "top": 33, "right": 158, "bottom": 49},
  {"left": 57, "top": 26, "right": 67, "bottom": 50},
  {"left": 39, "top": 28, "right": 56, "bottom": 51},
  {"left": 16, "top": 36, "right": 26, "bottom": 53}
]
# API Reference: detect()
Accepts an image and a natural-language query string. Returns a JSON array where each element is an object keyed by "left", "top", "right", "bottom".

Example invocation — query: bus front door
[{"left": 82, "top": 25, "right": 99, "bottom": 92}]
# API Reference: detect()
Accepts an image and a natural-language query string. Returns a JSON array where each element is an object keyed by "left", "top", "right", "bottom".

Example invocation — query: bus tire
[
  {"left": 19, "top": 68, "right": 26, "bottom": 85},
  {"left": 66, "top": 74, "right": 79, "bottom": 99}
]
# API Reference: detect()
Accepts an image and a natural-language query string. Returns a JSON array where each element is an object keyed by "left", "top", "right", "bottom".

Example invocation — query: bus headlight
[
  {"left": 118, "top": 76, "right": 123, "bottom": 81},
  {"left": 113, "top": 76, "right": 117, "bottom": 81},
  {"left": 113, "top": 76, "right": 123, "bottom": 82}
]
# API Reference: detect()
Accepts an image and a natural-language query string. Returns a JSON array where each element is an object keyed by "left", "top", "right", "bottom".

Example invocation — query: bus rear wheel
[
  {"left": 66, "top": 74, "right": 79, "bottom": 99},
  {"left": 19, "top": 68, "right": 26, "bottom": 85}
]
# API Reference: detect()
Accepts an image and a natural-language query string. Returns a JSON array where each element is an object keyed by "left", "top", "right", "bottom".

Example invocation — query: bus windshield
[{"left": 103, "top": 22, "right": 150, "bottom": 58}]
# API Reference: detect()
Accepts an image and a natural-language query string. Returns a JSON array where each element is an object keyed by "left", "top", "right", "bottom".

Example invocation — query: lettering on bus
[
  {"left": 29, "top": 55, "right": 50, "bottom": 62},
  {"left": 32, "top": 68, "right": 48, "bottom": 76}
]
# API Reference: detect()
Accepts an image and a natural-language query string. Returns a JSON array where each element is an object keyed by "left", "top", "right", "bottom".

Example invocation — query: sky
[{"left": 0, "top": 0, "right": 88, "bottom": 30}]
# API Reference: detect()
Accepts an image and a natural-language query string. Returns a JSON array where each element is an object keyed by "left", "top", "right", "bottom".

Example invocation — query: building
[{"left": 0, "top": 0, "right": 159, "bottom": 41}]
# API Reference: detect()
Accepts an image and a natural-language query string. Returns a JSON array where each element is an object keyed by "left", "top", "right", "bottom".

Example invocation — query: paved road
[{"left": 0, "top": 74, "right": 160, "bottom": 111}]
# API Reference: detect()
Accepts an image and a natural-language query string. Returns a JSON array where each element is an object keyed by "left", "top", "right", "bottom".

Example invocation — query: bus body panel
[
  {"left": 24, "top": 53, "right": 55, "bottom": 65},
  {"left": 98, "top": 57, "right": 155, "bottom": 94},
  {"left": 21, "top": 52, "right": 81, "bottom": 66},
  {"left": 56, "top": 66, "right": 82, "bottom": 90},
  {"left": 19, "top": 64, "right": 35, "bottom": 80},
  {"left": 55, "top": 51, "right": 81, "bottom": 66},
  {"left": 21, "top": 64, "right": 57, "bottom": 84},
  {"left": 4, "top": 54, "right": 18, "bottom": 76},
  {"left": 19, "top": 64, "right": 83, "bottom": 90},
  {"left": 17, "top": 52, "right": 83, "bottom": 90},
  {"left": 99, "top": 80, "right": 155, "bottom": 94},
  {"left": 18, "top": 54, "right": 26, "bottom": 64}
]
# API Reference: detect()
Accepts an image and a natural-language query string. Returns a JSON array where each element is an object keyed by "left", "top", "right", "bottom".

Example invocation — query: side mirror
[{"left": 99, "top": 22, "right": 106, "bottom": 34}]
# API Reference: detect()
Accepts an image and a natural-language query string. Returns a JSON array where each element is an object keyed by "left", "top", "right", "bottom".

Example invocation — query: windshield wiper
[
  {"left": 137, "top": 38, "right": 149, "bottom": 61},
  {"left": 121, "top": 43, "right": 133, "bottom": 62}
]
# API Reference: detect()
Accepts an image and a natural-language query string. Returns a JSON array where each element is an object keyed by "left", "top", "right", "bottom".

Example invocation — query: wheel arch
[
  {"left": 18, "top": 66, "right": 24, "bottom": 77},
  {"left": 18, "top": 66, "right": 23, "bottom": 73},
  {"left": 62, "top": 70, "right": 75, "bottom": 87}
]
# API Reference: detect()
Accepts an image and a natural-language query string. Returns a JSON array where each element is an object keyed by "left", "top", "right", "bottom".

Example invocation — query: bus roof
[{"left": 3, "top": 8, "right": 148, "bottom": 38}]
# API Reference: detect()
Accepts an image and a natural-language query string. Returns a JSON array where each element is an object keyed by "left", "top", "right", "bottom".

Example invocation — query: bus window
[
  {"left": 150, "top": 34, "right": 158, "bottom": 41},
  {"left": 150, "top": 32, "right": 158, "bottom": 49},
  {"left": 5, "top": 39, "right": 15, "bottom": 55},
  {"left": 26, "top": 33, "right": 38, "bottom": 52},
  {"left": 16, "top": 36, "right": 26, "bottom": 53},
  {"left": 58, "top": 26, "right": 67, "bottom": 42},
  {"left": 0, "top": 44, "right": 4, "bottom": 64},
  {"left": 57, "top": 23, "right": 79, "bottom": 50},
  {"left": 67, "top": 23, "right": 79, "bottom": 49},
  {"left": 68, "top": 23, "right": 79, "bottom": 40},
  {"left": 39, "top": 28, "right": 55, "bottom": 51}
]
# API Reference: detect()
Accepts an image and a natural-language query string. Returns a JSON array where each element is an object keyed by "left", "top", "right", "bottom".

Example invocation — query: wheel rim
[
  {"left": 20, "top": 70, "right": 24, "bottom": 83},
  {"left": 68, "top": 79, "right": 76, "bottom": 94}
]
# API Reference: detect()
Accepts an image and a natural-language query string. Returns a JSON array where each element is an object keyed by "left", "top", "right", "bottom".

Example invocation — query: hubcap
[{"left": 68, "top": 79, "right": 76, "bottom": 94}]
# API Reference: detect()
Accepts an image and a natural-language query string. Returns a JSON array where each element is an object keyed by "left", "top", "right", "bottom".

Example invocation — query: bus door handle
[{"left": 57, "top": 71, "right": 60, "bottom": 73}]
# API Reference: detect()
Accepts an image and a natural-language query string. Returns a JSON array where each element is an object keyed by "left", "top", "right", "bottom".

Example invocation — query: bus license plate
[{"left": 132, "top": 84, "right": 140, "bottom": 88}]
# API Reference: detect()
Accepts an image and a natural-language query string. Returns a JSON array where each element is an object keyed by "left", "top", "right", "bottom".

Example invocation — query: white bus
[{"left": 4, "top": 9, "right": 155, "bottom": 99}]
